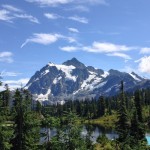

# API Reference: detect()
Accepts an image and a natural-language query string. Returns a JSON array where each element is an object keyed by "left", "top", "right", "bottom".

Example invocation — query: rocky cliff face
[{"left": 25, "top": 58, "right": 149, "bottom": 103}]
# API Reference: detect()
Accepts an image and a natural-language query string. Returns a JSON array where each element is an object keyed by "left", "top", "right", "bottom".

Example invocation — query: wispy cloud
[
  {"left": 60, "top": 42, "right": 136, "bottom": 60},
  {"left": 68, "top": 27, "right": 79, "bottom": 33},
  {"left": 77, "top": 0, "right": 108, "bottom": 5},
  {"left": 44, "top": 13, "right": 62, "bottom": 19},
  {"left": 2, "top": 78, "right": 30, "bottom": 89},
  {"left": 25, "top": 0, "right": 72, "bottom": 7},
  {"left": 44, "top": 13, "right": 88, "bottom": 25},
  {"left": 65, "top": 5, "right": 89, "bottom": 12},
  {"left": 21, "top": 33, "right": 76, "bottom": 48},
  {"left": 14, "top": 14, "right": 39, "bottom": 23},
  {"left": 140, "top": 47, "right": 150, "bottom": 54},
  {"left": 68, "top": 16, "right": 88, "bottom": 24},
  {"left": 25, "top": 0, "right": 108, "bottom": 7},
  {"left": 107, "top": 52, "right": 132, "bottom": 60},
  {"left": 0, "top": 4, "right": 39, "bottom": 23},
  {"left": 83, "top": 42, "right": 135, "bottom": 53},
  {"left": 2, "top": 4, "right": 23, "bottom": 12},
  {"left": 21, "top": 33, "right": 61, "bottom": 48},
  {"left": 136, "top": 56, "right": 150, "bottom": 73},
  {"left": 0, "top": 9, "right": 13, "bottom": 22},
  {"left": 0, "top": 52, "right": 13, "bottom": 63},
  {"left": 60, "top": 46, "right": 79, "bottom": 52},
  {"left": 1, "top": 71, "right": 22, "bottom": 77}
]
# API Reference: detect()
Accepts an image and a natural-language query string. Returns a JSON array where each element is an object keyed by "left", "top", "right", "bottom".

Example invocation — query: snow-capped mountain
[{"left": 25, "top": 58, "right": 149, "bottom": 103}]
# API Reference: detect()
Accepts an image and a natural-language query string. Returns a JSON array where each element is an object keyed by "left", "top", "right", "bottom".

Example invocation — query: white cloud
[
  {"left": 25, "top": 0, "right": 108, "bottom": 7},
  {"left": 68, "top": 16, "right": 88, "bottom": 24},
  {"left": 21, "top": 33, "right": 61, "bottom": 48},
  {"left": 21, "top": 33, "right": 76, "bottom": 48},
  {"left": 2, "top": 78, "right": 30, "bottom": 89},
  {"left": 66, "top": 5, "right": 89, "bottom": 12},
  {"left": 0, "top": 9, "right": 13, "bottom": 22},
  {"left": 44, "top": 13, "right": 61, "bottom": 19},
  {"left": 140, "top": 47, "right": 150, "bottom": 54},
  {"left": 107, "top": 52, "right": 131, "bottom": 60},
  {"left": 68, "top": 27, "right": 79, "bottom": 33},
  {"left": 1, "top": 71, "right": 21, "bottom": 77},
  {"left": 2, "top": 4, "right": 23, "bottom": 12},
  {"left": 25, "top": 0, "right": 73, "bottom": 6},
  {"left": 77, "top": 0, "right": 108, "bottom": 5},
  {"left": 66, "top": 37, "right": 76, "bottom": 43},
  {"left": 83, "top": 42, "right": 135, "bottom": 53},
  {"left": 59, "top": 42, "right": 135, "bottom": 60},
  {"left": 0, "top": 52, "right": 13, "bottom": 63},
  {"left": 0, "top": 52, "right": 12, "bottom": 57},
  {"left": 60, "top": 46, "right": 79, "bottom": 52},
  {"left": 0, "top": 5, "right": 39, "bottom": 23},
  {"left": 137, "top": 56, "right": 150, "bottom": 73},
  {"left": 14, "top": 14, "right": 39, "bottom": 23}
]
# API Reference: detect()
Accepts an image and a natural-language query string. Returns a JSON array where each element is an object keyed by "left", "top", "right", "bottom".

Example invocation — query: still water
[
  {"left": 41, "top": 125, "right": 118, "bottom": 143},
  {"left": 41, "top": 124, "right": 150, "bottom": 145},
  {"left": 146, "top": 134, "right": 150, "bottom": 145}
]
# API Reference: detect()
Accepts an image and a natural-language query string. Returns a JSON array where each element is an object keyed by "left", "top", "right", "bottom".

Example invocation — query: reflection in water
[
  {"left": 41, "top": 124, "right": 118, "bottom": 144},
  {"left": 81, "top": 125, "right": 118, "bottom": 143}
]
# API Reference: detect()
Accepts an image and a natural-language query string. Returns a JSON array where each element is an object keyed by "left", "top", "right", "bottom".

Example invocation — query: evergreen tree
[
  {"left": 130, "top": 108, "right": 145, "bottom": 144},
  {"left": 116, "top": 81, "right": 129, "bottom": 143},
  {"left": 4, "top": 84, "right": 10, "bottom": 108},
  {"left": 130, "top": 93, "right": 146, "bottom": 148},
  {"left": 0, "top": 81, "right": 13, "bottom": 150},
  {"left": 97, "top": 96, "right": 105, "bottom": 117},
  {"left": 134, "top": 90, "right": 143, "bottom": 122},
  {"left": 36, "top": 100, "right": 42, "bottom": 114},
  {"left": 11, "top": 89, "right": 40, "bottom": 150},
  {"left": 50, "top": 112, "right": 87, "bottom": 150}
]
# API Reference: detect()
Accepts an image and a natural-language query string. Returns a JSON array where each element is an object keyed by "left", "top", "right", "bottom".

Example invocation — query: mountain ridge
[{"left": 25, "top": 58, "right": 149, "bottom": 103}]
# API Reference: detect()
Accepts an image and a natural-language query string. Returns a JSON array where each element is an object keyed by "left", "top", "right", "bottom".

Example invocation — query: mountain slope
[{"left": 25, "top": 58, "right": 149, "bottom": 103}]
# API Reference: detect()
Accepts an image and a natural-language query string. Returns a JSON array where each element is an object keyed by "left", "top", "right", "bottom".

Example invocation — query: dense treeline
[
  {"left": 0, "top": 80, "right": 150, "bottom": 149},
  {"left": 42, "top": 87, "right": 150, "bottom": 125}
]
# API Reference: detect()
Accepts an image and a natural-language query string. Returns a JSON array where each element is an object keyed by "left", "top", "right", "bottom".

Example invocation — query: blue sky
[{"left": 1, "top": 0, "right": 150, "bottom": 88}]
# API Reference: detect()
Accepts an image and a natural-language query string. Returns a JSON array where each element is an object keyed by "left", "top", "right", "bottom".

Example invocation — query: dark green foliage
[
  {"left": 97, "top": 133, "right": 109, "bottom": 146},
  {"left": 0, "top": 125, "right": 13, "bottom": 150},
  {"left": 97, "top": 96, "right": 105, "bottom": 117},
  {"left": 130, "top": 109, "right": 145, "bottom": 144},
  {"left": 116, "top": 81, "right": 129, "bottom": 142},
  {"left": 48, "top": 112, "right": 91, "bottom": 150},
  {"left": 0, "top": 77, "right": 150, "bottom": 149},
  {"left": 84, "top": 125, "right": 94, "bottom": 150},
  {"left": 134, "top": 90, "right": 143, "bottom": 122},
  {"left": 0, "top": 82, "right": 13, "bottom": 150},
  {"left": 36, "top": 100, "right": 42, "bottom": 114},
  {"left": 11, "top": 89, "right": 40, "bottom": 150}
]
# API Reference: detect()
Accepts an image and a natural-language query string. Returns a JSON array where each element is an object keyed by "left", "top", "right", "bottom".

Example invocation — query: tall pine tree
[
  {"left": 116, "top": 81, "right": 129, "bottom": 143},
  {"left": 11, "top": 89, "right": 40, "bottom": 150}
]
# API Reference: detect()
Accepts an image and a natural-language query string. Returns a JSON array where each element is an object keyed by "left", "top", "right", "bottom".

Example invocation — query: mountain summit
[
  {"left": 63, "top": 58, "right": 86, "bottom": 69},
  {"left": 25, "top": 58, "right": 149, "bottom": 103}
]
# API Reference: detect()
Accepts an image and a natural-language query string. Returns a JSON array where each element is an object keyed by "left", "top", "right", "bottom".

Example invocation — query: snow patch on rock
[
  {"left": 48, "top": 63, "right": 76, "bottom": 82},
  {"left": 129, "top": 73, "right": 141, "bottom": 81},
  {"left": 101, "top": 71, "right": 109, "bottom": 78}
]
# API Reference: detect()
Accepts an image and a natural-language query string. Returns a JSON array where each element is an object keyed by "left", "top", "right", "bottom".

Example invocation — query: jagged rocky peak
[
  {"left": 129, "top": 72, "right": 143, "bottom": 81},
  {"left": 108, "top": 69, "right": 123, "bottom": 75},
  {"left": 87, "top": 66, "right": 104, "bottom": 75},
  {"left": 25, "top": 58, "right": 150, "bottom": 103},
  {"left": 131, "top": 72, "right": 142, "bottom": 79},
  {"left": 63, "top": 57, "right": 86, "bottom": 69}
]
